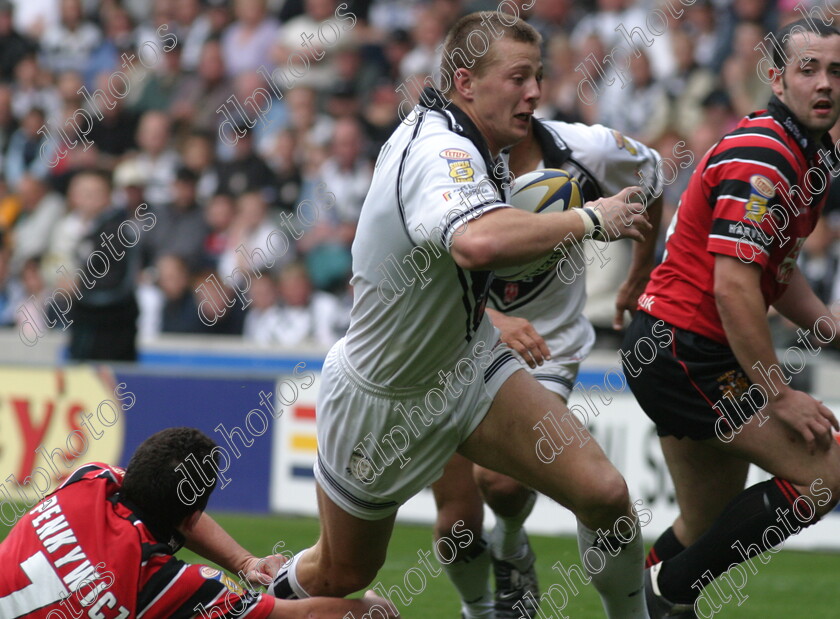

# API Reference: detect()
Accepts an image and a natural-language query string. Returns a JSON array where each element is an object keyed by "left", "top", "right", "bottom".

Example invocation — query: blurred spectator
[
  {"left": 65, "top": 170, "right": 139, "bottom": 361},
  {"left": 10, "top": 0, "right": 60, "bottom": 40},
  {"left": 242, "top": 269, "right": 281, "bottom": 345},
  {"left": 15, "top": 255, "right": 56, "bottom": 334},
  {"left": 314, "top": 116, "right": 371, "bottom": 245},
  {"left": 597, "top": 47, "right": 669, "bottom": 145},
  {"left": 157, "top": 253, "right": 202, "bottom": 334},
  {"left": 284, "top": 85, "right": 333, "bottom": 146},
  {"left": 85, "top": 71, "right": 140, "bottom": 163},
  {"left": 218, "top": 190, "right": 290, "bottom": 277},
  {"left": 202, "top": 192, "right": 235, "bottom": 269},
  {"left": 170, "top": 38, "right": 232, "bottom": 134},
  {"left": 180, "top": 130, "right": 219, "bottom": 200},
  {"left": 722, "top": 21, "right": 772, "bottom": 118},
  {"left": 8, "top": 174, "right": 64, "bottom": 273},
  {"left": 130, "top": 39, "right": 183, "bottom": 113},
  {"left": 664, "top": 27, "right": 716, "bottom": 136},
  {"left": 272, "top": 0, "right": 344, "bottom": 90},
  {"left": 10, "top": 54, "right": 61, "bottom": 121},
  {"left": 174, "top": 0, "right": 214, "bottom": 73},
  {"left": 0, "top": 248, "right": 19, "bottom": 325},
  {"left": 711, "top": 0, "right": 777, "bottom": 73},
  {"left": 84, "top": 4, "right": 135, "bottom": 87},
  {"left": 399, "top": 7, "right": 443, "bottom": 83},
  {"left": 274, "top": 261, "right": 343, "bottom": 348},
  {"left": 193, "top": 268, "right": 245, "bottom": 335},
  {"left": 221, "top": 0, "right": 278, "bottom": 77},
  {"left": 381, "top": 28, "right": 412, "bottom": 84},
  {"left": 0, "top": 175, "right": 20, "bottom": 251},
  {"left": 689, "top": 90, "right": 739, "bottom": 160},
  {"left": 359, "top": 80, "right": 399, "bottom": 154},
  {"left": 4, "top": 107, "right": 53, "bottom": 189},
  {"left": 683, "top": 1, "right": 722, "bottom": 70},
  {"left": 263, "top": 129, "right": 303, "bottom": 212},
  {"left": 539, "top": 34, "right": 584, "bottom": 123},
  {"left": 230, "top": 71, "right": 288, "bottom": 155},
  {"left": 0, "top": 1, "right": 36, "bottom": 82},
  {"left": 214, "top": 126, "right": 277, "bottom": 200},
  {"left": 141, "top": 166, "right": 209, "bottom": 270},
  {"left": 40, "top": 0, "right": 101, "bottom": 74},
  {"left": 0, "top": 84, "right": 16, "bottom": 155},
  {"left": 527, "top": 0, "right": 576, "bottom": 44},
  {"left": 131, "top": 110, "right": 178, "bottom": 206}
]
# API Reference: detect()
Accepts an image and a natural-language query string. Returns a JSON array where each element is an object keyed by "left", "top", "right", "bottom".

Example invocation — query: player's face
[
  {"left": 773, "top": 32, "right": 840, "bottom": 138},
  {"left": 468, "top": 38, "right": 542, "bottom": 154}
]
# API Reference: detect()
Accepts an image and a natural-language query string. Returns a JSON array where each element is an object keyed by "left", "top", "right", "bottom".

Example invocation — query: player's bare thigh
[
  {"left": 716, "top": 410, "right": 840, "bottom": 514},
  {"left": 458, "top": 369, "right": 630, "bottom": 530},
  {"left": 472, "top": 390, "right": 569, "bottom": 515}
]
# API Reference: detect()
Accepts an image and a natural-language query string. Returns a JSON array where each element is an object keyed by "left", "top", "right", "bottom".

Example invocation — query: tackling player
[
  {"left": 0, "top": 427, "right": 397, "bottom": 619},
  {"left": 620, "top": 19, "right": 840, "bottom": 618},
  {"left": 268, "top": 11, "right": 652, "bottom": 619},
  {"left": 431, "top": 119, "right": 664, "bottom": 619}
]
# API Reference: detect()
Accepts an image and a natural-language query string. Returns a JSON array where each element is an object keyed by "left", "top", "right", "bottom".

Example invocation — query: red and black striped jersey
[
  {"left": 0, "top": 463, "right": 274, "bottom": 619},
  {"left": 640, "top": 96, "right": 834, "bottom": 344}
]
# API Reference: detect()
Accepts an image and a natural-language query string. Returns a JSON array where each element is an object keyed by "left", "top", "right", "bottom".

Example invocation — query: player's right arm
[
  {"left": 269, "top": 591, "right": 399, "bottom": 618},
  {"left": 450, "top": 186, "right": 650, "bottom": 270},
  {"left": 715, "top": 254, "right": 837, "bottom": 450}
]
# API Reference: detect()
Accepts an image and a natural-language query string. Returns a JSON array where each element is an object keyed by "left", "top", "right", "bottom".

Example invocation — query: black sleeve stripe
[
  {"left": 710, "top": 218, "right": 774, "bottom": 250},
  {"left": 137, "top": 557, "right": 186, "bottom": 614},
  {"left": 705, "top": 146, "right": 797, "bottom": 188},
  {"left": 710, "top": 179, "right": 753, "bottom": 205},
  {"left": 171, "top": 583, "right": 265, "bottom": 619}
]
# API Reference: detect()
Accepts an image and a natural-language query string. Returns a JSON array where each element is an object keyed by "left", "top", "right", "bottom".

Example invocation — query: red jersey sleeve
[
  {"left": 702, "top": 144, "right": 799, "bottom": 268},
  {"left": 137, "top": 555, "right": 274, "bottom": 619}
]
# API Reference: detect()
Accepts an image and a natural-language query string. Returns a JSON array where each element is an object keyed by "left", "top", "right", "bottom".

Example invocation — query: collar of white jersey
[
  {"left": 418, "top": 86, "right": 508, "bottom": 194},
  {"left": 530, "top": 118, "right": 572, "bottom": 169}
]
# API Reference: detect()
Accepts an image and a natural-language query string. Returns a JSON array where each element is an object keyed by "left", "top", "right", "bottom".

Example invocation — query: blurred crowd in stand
[{"left": 0, "top": 0, "right": 837, "bottom": 360}]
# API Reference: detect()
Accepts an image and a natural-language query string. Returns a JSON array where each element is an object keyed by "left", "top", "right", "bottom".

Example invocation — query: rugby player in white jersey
[
  {"left": 431, "top": 118, "right": 664, "bottom": 618},
  {"left": 269, "top": 12, "right": 652, "bottom": 618}
]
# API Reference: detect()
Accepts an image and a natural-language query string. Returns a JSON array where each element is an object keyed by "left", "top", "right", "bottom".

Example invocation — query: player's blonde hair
[{"left": 440, "top": 11, "right": 541, "bottom": 95}]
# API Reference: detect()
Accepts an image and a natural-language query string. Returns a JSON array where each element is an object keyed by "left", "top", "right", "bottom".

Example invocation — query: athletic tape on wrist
[{"left": 575, "top": 206, "right": 605, "bottom": 240}]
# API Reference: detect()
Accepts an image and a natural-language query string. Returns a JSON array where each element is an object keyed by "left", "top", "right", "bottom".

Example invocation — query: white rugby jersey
[
  {"left": 488, "top": 119, "right": 663, "bottom": 361},
  {"left": 343, "top": 89, "right": 511, "bottom": 387}
]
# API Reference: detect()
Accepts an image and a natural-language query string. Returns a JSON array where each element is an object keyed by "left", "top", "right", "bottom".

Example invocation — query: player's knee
[
  {"left": 475, "top": 468, "right": 525, "bottom": 512},
  {"left": 574, "top": 470, "right": 630, "bottom": 527},
  {"left": 811, "top": 473, "right": 840, "bottom": 517},
  {"left": 325, "top": 561, "right": 383, "bottom": 595},
  {"left": 434, "top": 497, "right": 483, "bottom": 543}
]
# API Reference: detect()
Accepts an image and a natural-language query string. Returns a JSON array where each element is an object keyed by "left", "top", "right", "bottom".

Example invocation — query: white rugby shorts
[{"left": 314, "top": 337, "right": 522, "bottom": 520}]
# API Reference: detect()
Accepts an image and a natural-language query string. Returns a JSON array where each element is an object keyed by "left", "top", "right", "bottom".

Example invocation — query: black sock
[
  {"left": 658, "top": 478, "right": 814, "bottom": 604},
  {"left": 645, "top": 526, "right": 685, "bottom": 567}
]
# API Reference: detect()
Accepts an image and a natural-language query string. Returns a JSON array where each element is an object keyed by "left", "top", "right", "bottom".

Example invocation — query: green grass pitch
[
  {"left": 4, "top": 511, "right": 840, "bottom": 617},
  {"left": 191, "top": 513, "right": 840, "bottom": 618}
]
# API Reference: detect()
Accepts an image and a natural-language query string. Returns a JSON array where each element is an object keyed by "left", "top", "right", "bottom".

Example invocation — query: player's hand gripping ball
[{"left": 494, "top": 169, "right": 584, "bottom": 281}]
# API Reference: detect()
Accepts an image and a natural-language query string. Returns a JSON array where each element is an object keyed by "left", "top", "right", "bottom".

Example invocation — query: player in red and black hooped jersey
[
  {"left": 0, "top": 428, "right": 397, "bottom": 619},
  {"left": 642, "top": 95, "right": 830, "bottom": 343},
  {"left": 620, "top": 19, "right": 840, "bottom": 619}
]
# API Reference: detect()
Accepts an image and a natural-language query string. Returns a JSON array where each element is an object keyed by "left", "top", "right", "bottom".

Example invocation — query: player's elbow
[{"left": 451, "top": 234, "right": 499, "bottom": 270}]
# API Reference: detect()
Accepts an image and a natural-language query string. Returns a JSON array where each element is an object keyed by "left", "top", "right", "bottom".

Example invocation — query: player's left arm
[
  {"left": 613, "top": 193, "right": 663, "bottom": 329},
  {"left": 772, "top": 265, "right": 840, "bottom": 350},
  {"left": 183, "top": 513, "right": 285, "bottom": 586}
]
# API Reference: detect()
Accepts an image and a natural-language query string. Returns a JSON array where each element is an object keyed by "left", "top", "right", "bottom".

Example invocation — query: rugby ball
[{"left": 494, "top": 168, "right": 583, "bottom": 281}]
